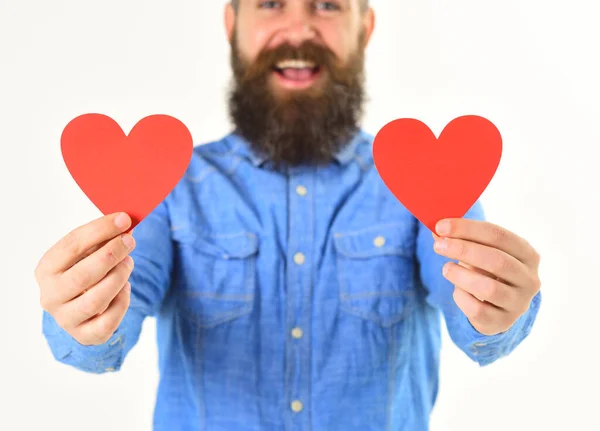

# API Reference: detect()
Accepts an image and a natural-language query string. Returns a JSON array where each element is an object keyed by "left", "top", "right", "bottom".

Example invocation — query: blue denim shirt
[{"left": 43, "top": 130, "right": 541, "bottom": 431}]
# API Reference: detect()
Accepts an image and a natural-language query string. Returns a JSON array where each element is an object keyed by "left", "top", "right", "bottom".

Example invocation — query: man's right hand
[{"left": 35, "top": 213, "right": 136, "bottom": 346}]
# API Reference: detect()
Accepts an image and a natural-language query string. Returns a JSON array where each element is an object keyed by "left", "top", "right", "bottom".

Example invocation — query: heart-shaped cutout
[
  {"left": 61, "top": 113, "right": 193, "bottom": 231},
  {"left": 373, "top": 115, "right": 502, "bottom": 232}
]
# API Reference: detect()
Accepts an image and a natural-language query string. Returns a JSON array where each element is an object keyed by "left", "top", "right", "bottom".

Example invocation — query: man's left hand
[{"left": 432, "top": 218, "right": 541, "bottom": 336}]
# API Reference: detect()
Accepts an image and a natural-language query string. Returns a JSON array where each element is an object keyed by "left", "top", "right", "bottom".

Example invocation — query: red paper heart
[
  {"left": 373, "top": 115, "right": 502, "bottom": 232},
  {"left": 61, "top": 114, "right": 193, "bottom": 231}
]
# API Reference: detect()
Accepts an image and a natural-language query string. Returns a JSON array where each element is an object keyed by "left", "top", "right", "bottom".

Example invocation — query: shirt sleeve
[
  {"left": 42, "top": 198, "right": 174, "bottom": 373},
  {"left": 415, "top": 200, "right": 542, "bottom": 366}
]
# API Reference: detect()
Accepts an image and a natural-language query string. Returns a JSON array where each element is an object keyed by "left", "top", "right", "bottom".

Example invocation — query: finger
[
  {"left": 434, "top": 237, "right": 535, "bottom": 288},
  {"left": 75, "top": 282, "right": 131, "bottom": 346},
  {"left": 72, "top": 238, "right": 111, "bottom": 264},
  {"left": 443, "top": 262, "right": 517, "bottom": 310},
  {"left": 453, "top": 287, "right": 509, "bottom": 336},
  {"left": 40, "top": 212, "right": 132, "bottom": 275},
  {"left": 457, "top": 261, "right": 502, "bottom": 282},
  {"left": 435, "top": 218, "right": 540, "bottom": 269},
  {"left": 58, "top": 256, "right": 134, "bottom": 327},
  {"left": 59, "top": 233, "right": 135, "bottom": 302}
]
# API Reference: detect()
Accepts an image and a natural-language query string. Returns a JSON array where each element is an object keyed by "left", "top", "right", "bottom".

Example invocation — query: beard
[{"left": 227, "top": 29, "right": 367, "bottom": 171}]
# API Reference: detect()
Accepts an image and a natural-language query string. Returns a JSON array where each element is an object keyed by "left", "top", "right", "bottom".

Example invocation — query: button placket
[{"left": 285, "top": 167, "right": 314, "bottom": 430}]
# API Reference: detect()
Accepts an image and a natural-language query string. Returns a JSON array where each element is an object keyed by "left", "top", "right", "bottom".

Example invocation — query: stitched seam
[
  {"left": 182, "top": 293, "right": 254, "bottom": 300},
  {"left": 185, "top": 166, "right": 216, "bottom": 183},
  {"left": 284, "top": 168, "right": 293, "bottom": 431},
  {"left": 196, "top": 321, "right": 206, "bottom": 431},
  {"left": 333, "top": 222, "right": 411, "bottom": 237},
  {"left": 353, "top": 154, "right": 371, "bottom": 172},
  {"left": 341, "top": 291, "right": 413, "bottom": 299},
  {"left": 307, "top": 166, "right": 315, "bottom": 431},
  {"left": 197, "top": 306, "right": 252, "bottom": 329},
  {"left": 197, "top": 140, "right": 241, "bottom": 158},
  {"left": 387, "top": 321, "right": 398, "bottom": 431},
  {"left": 178, "top": 304, "right": 252, "bottom": 329},
  {"left": 336, "top": 249, "right": 412, "bottom": 259},
  {"left": 225, "top": 155, "right": 244, "bottom": 176},
  {"left": 336, "top": 246, "right": 349, "bottom": 300}
]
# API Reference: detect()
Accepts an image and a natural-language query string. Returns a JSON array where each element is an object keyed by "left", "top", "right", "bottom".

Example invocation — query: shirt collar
[{"left": 227, "top": 130, "right": 366, "bottom": 168}]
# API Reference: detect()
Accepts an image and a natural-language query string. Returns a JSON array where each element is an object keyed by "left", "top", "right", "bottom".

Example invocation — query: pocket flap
[
  {"left": 172, "top": 228, "right": 259, "bottom": 259},
  {"left": 333, "top": 222, "right": 414, "bottom": 259}
]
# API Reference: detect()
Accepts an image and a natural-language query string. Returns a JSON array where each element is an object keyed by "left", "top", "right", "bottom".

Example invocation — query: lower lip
[{"left": 272, "top": 69, "right": 323, "bottom": 90}]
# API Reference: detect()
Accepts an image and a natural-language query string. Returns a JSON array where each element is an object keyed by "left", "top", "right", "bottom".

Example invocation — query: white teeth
[{"left": 275, "top": 59, "right": 316, "bottom": 69}]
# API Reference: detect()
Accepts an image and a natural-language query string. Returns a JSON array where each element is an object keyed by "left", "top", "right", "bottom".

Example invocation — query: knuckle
[
  {"left": 482, "top": 279, "right": 500, "bottom": 303},
  {"left": 95, "top": 319, "right": 116, "bottom": 343},
  {"left": 68, "top": 270, "right": 90, "bottom": 291},
  {"left": 470, "top": 300, "right": 488, "bottom": 321},
  {"left": 489, "top": 224, "right": 508, "bottom": 244},
  {"left": 62, "top": 231, "right": 83, "bottom": 257},
  {"left": 490, "top": 254, "right": 510, "bottom": 274},
  {"left": 39, "top": 283, "right": 60, "bottom": 311},
  {"left": 34, "top": 262, "right": 45, "bottom": 283},
  {"left": 124, "top": 289, "right": 131, "bottom": 306},
  {"left": 80, "top": 292, "right": 103, "bottom": 317},
  {"left": 39, "top": 293, "right": 52, "bottom": 312},
  {"left": 119, "top": 291, "right": 131, "bottom": 312},
  {"left": 453, "top": 240, "right": 467, "bottom": 259},
  {"left": 82, "top": 325, "right": 110, "bottom": 346},
  {"left": 99, "top": 245, "right": 120, "bottom": 267}
]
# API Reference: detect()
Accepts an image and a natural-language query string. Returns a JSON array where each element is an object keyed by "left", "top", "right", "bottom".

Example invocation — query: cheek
[
  {"left": 318, "top": 24, "right": 356, "bottom": 62},
  {"left": 238, "top": 21, "right": 280, "bottom": 61}
]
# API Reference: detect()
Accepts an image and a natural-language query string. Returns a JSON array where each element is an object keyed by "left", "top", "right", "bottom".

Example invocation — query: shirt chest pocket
[
  {"left": 172, "top": 229, "right": 259, "bottom": 328},
  {"left": 333, "top": 222, "right": 417, "bottom": 328}
]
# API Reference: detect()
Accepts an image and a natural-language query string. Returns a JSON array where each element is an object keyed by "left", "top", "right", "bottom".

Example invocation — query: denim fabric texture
[{"left": 43, "top": 130, "right": 541, "bottom": 431}]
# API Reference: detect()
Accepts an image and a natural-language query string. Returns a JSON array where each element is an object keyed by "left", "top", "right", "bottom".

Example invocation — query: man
[{"left": 36, "top": 1, "right": 542, "bottom": 430}]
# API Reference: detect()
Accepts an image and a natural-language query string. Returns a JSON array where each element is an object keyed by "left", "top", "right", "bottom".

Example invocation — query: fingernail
[
  {"left": 114, "top": 213, "right": 131, "bottom": 229},
  {"left": 436, "top": 220, "right": 451, "bottom": 236},
  {"left": 123, "top": 255, "right": 134, "bottom": 269},
  {"left": 123, "top": 282, "right": 131, "bottom": 293},
  {"left": 122, "top": 234, "right": 135, "bottom": 249},
  {"left": 434, "top": 238, "right": 448, "bottom": 251},
  {"left": 442, "top": 262, "right": 450, "bottom": 276}
]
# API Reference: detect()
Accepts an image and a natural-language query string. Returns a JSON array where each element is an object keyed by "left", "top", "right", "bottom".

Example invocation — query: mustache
[{"left": 235, "top": 41, "right": 344, "bottom": 83}]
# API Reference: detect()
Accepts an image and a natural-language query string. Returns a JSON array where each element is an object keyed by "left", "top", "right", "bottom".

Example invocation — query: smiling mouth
[{"left": 271, "top": 59, "right": 322, "bottom": 89}]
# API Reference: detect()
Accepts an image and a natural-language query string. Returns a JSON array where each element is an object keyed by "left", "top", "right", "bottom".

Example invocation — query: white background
[{"left": 1, "top": 0, "right": 598, "bottom": 430}]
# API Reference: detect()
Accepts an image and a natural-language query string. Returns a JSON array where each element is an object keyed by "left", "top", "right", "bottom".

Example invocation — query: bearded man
[{"left": 38, "top": 1, "right": 542, "bottom": 430}]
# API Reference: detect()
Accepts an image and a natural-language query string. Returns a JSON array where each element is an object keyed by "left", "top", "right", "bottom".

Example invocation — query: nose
[
  {"left": 272, "top": 21, "right": 317, "bottom": 47},
  {"left": 286, "top": 22, "right": 317, "bottom": 46}
]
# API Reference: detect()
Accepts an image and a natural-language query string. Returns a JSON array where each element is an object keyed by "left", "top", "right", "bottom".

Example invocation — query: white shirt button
[
  {"left": 296, "top": 185, "right": 308, "bottom": 196},
  {"left": 294, "top": 252, "right": 305, "bottom": 265},
  {"left": 291, "top": 327, "right": 304, "bottom": 339},
  {"left": 373, "top": 236, "right": 386, "bottom": 247},
  {"left": 291, "top": 400, "right": 303, "bottom": 413}
]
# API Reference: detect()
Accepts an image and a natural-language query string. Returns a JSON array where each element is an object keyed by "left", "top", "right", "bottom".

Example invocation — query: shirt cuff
[
  {"left": 459, "top": 290, "right": 542, "bottom": 366},
  {"left": 42, "top": 310, "right": 125, "bottom": 372}
]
